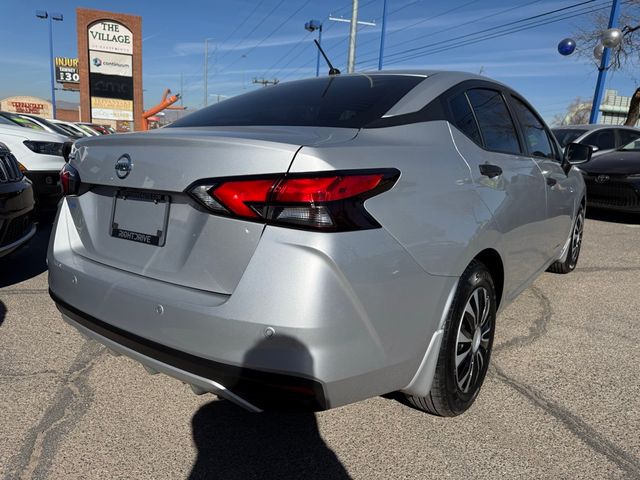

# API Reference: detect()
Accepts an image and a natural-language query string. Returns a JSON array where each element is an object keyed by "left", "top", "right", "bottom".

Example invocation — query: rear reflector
[{"left": 188, "top": 169, "right": 399, "bottom": 231}]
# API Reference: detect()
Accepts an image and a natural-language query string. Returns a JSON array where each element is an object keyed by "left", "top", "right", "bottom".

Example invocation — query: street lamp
[
  {"left": 36, "top": 10, "right": 63, "bottom": 119},
  {"left": 588, "top": 1, "right": 622, "bottom": 124},
  {"left": 305, "top": 20, "right": 323, "bottom": 77}
]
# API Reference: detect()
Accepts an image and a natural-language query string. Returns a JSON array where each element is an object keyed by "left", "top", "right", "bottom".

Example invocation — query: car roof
[{"left": 553, "top": 124, "right": 640, "bottom": 131}]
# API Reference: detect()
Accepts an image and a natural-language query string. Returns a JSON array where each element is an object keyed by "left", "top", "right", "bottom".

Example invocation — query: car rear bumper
[{"left": 48, "top": 198, "right": 456, "bottom": 410}]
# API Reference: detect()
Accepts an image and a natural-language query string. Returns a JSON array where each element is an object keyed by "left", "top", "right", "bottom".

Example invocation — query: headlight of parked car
[{"left": 23, "top": 140, "right": 64, "bottom": 156}]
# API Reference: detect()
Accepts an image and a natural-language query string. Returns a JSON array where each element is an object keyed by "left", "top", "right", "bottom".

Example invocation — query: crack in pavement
[
  {"left": 5, "top": 340, "right": 105, "bottom": 480},
  {"left": 491, "top": 284, "right": 640, "bottom": 478},
  {"left": 491, "top": 364, "right": 640, "bottom": 479},
  {"left": 493, "top": 285, "right": 551, "bottom": 354}
]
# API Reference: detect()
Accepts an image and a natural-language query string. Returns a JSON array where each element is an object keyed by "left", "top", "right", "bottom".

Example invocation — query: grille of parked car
[
  {"left": 0, "top": 149, "right": 22, "bottom": 183},
  {"left": 0, "top": 213, "right": 32, "bottom": 247},
  {"left": 584, "top": 176, "right": 640, "bottom": 208}
]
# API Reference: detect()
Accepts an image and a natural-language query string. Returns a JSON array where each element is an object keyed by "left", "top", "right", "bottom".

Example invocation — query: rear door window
[
  {"left": 583, "top": 129, "right": 615, "bottom": 150},
  {"left": 466, "top": 89, "right": 521, "bottom": 154},
  {"left": 510, "top": 97, "right": 555, "bottom": 159},
  {"left": 616, "top": 129, "right": 640, "bottom": 147}
]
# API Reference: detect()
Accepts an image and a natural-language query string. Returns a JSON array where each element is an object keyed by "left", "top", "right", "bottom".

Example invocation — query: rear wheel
[
  {"left": 547, "top": 204, "right": 585, "bottom": 274},
  {"left": 406, "top": 260, "right": 496, "bottom": 416}
]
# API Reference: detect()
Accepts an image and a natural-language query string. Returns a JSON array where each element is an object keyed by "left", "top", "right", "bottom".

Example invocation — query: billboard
[
  {"left": 55, "top": 57, "right": 80, "bottom": 84},
  {"left": 0, "top": 96, "right": 53, "bottom": 118}
]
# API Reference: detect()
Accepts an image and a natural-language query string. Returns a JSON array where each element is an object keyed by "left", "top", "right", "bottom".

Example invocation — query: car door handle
[
  {"left": 479, "top": 163, "right": 503, "bottom": 178},
  {"left": 546, "top": 177, "right": 557, "bottom": 187}
]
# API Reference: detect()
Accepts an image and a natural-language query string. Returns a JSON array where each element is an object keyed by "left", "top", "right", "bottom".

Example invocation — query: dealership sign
[
  {"left": 55, "top": 57, "right": 80, "bottom": 84},
  {"left": 88, "top": 21, "right": 133, "bottom": 54}
]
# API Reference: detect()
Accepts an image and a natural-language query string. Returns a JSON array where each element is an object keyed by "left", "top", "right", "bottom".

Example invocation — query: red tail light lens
[
  {"left": 60, "top": 163, "right": 81, "bottom": 195},
  {"left": 188, "top": 169, "right": 399, "bottom": 231}
]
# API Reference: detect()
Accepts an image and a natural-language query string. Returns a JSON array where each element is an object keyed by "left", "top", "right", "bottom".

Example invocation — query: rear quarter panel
[{"left": 290, "top": 121, "right": 499, "bottom": 279}]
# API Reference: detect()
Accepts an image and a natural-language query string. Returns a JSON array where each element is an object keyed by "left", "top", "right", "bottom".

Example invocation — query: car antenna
[{"left": 314, "top": 39, "right": 340, "bottom": 76}]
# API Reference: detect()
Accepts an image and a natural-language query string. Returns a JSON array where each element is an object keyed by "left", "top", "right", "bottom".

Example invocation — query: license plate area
[{"left": 110, "top": 190, "right": 170, "bottom": 246}]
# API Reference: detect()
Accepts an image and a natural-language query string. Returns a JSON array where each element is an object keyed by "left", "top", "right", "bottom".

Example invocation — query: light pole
[
  {"left": 305, "top": 20, "right": 323, "bottom": 77},
  {"left": 589, "top": 0, "right": 622, "bottom": 124},
  {"left": 378, "top": 0, "right": 388, "bottom": 70},
  {"left": 36, "top": 10, "right": 63, "bottom": 119}
]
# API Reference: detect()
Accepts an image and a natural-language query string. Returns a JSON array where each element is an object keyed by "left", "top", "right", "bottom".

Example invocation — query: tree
[
  {"left": 572, "top": 1, "right": 640, "bottom": 125},
  {"left": 552, "top": 96, "right": 592, "bottom": 126}
]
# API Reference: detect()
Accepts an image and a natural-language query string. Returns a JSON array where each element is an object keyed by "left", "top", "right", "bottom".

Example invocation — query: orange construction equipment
[{"left": 142, "top": 89, "right": 186, "bottom": 130}]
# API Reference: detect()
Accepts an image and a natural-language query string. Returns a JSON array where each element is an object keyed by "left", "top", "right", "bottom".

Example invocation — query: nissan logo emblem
[
  {"left": 115, "top": 154, "right": 132, "bottom": 179},
  {"left": 595, "top": 174, "right": 610, "bottom": 183}
]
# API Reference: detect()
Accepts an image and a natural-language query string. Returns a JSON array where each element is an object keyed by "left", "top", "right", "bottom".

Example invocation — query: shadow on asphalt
[
  {"left": 0, "top": 301, "right": 5, "bottom": 326},
  {"left": 0, "top": 214, "right": 54, "bottom": 288},
  {"left": 586, "top": 207, "right": 640, "bottom": 225},
  {"left": 189, "top": 336, "right": 351, "bottom": 480}
]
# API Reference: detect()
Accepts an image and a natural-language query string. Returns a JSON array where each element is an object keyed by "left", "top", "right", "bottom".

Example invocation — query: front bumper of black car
[{"left": 582, "top": 173, "right": 640, "bottom": 212}]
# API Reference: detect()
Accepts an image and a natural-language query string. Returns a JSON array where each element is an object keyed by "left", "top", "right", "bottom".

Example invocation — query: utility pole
[
  {"left": 589, "top": 0, "right": 621, "bottom": 124},
  {"left": 329, "top": 11, "right": 375, "bottom": 73},
  {"left": 204, "top": 38, "right": 208, "bottom": 107},
  {"left": 347, "top": 0, "right": 359, "bottom": 73},
  {"left": 252, "top": 78, "right": 279, "bottom": 86}
]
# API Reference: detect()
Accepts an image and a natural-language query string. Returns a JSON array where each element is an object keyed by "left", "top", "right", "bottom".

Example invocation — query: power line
[
  {"left": 358, "top": 0, "right": 605, "bottom": 66},
  {"left": 366, "top": 1, "right": 614, "bottom": 67},
  {"left": 221, "top": 0, "right": 315, "bottom": 72}
]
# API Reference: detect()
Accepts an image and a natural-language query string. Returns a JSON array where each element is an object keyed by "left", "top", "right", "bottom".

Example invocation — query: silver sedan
[{"left": 48, "top": 71, "right": 588, "bottom": 415}]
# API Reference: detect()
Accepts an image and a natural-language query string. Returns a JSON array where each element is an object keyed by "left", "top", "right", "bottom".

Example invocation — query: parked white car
[{"left": 0, "top": 123, "right": 68, "bottom": 208}]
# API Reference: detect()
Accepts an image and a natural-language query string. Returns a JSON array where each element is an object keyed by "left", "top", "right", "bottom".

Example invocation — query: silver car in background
[{"left": 48, "top": 71, "right": 588, "bottom": 415}]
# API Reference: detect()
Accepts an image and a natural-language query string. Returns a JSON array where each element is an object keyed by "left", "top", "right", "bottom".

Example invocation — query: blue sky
[{"left": 0, "top": 0, "right": 637, "bottom": 123}]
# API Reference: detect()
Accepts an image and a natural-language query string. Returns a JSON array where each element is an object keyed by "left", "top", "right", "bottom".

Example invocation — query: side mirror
[
  {"left": 564, "top": 142, "right": 592, "bottom": 165},
  {"left": 589, "top": 145, "right": 599, "bottom": 153}
]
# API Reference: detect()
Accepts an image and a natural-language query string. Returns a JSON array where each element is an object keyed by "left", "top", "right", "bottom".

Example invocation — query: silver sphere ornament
[
  {"left": 593, "top": 43, "right": 605, "bottom": 61},
  {"left": 601, "top": 28, "right": 623, "bottom": 48},
  {"left": 558, "top": 38, "right": 576, "bottom": 56}
]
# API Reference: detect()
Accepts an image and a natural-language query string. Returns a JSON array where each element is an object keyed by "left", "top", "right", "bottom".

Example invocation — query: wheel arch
[{"left": 473, "top": 248, "right": 504, "bottom": 310}]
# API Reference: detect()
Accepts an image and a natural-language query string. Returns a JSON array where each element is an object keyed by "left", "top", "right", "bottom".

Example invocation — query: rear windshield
[
  {"left": 552, "top": 128, "right": 587, "bottom": 147},
  {"left": 169, "top": 75, "right": 425, "bottom": 129}
]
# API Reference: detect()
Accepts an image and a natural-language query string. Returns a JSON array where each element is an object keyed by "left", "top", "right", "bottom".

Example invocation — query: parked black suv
[{"left": 0, "top": 143, "right": 35, "bottom": 257}]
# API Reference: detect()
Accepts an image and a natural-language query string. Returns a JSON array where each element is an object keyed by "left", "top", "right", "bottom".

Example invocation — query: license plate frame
[{"left": 110, "top": 190, "right": 170, "bottom": 247}]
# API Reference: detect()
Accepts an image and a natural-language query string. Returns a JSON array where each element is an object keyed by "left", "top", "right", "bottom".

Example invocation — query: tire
[
  {"left": 547, "top": 204, "right": 585, "bottom": 274},
  {"left": 406, "top": 260, "right": 496, "bottom": 417}
]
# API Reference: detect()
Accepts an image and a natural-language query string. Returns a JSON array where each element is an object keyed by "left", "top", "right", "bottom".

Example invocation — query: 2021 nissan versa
[{"left": 48, "top": 71, "right": 589, "bottom": 415}]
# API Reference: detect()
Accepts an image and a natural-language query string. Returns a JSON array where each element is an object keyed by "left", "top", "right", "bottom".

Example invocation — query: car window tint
[
  {"left": 449, "top": 93, "right": 482, "bottom": 145},
  {"left": 617, "top": 129, "right": 640, "bottom": 147},
  {"left": 584, "top": 129, "right": 615, "bottom": 150},
  {"left": 466, "top": 89, "right": 520, "bottom": 154},
  {"left": 511, "top": 97, "right": 554, "bottom": 159},
  {"left": 170, "top": 75, "right": 425, "bottom": 129},
  {"left": 551, "top": 128, "right": 587, "bottom": 147}
]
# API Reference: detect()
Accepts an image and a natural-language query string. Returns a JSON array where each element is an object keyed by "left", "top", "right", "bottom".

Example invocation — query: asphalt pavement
[{"left": 1, "top": 209, "right": 639, "bottom": 479}]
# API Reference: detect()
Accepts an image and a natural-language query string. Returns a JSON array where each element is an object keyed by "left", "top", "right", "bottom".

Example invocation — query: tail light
[
  {"left": 188, "top": 169, "right": 399, "bottom": 231},
  {"left": 60, "top": 163, "right": 81, "bottom": 195}
]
